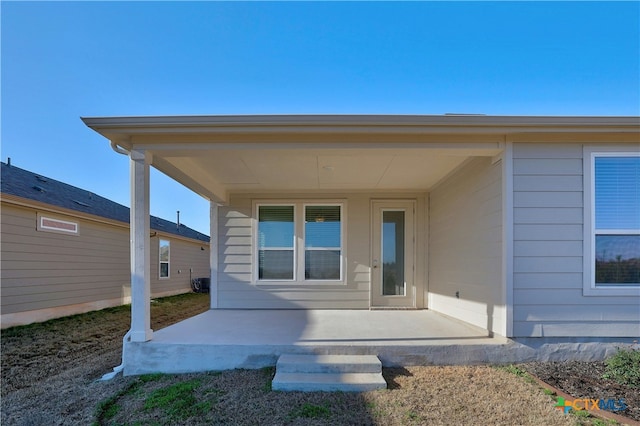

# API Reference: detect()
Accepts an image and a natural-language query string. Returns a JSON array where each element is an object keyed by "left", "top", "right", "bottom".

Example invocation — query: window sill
[
  {"left": 256, "top": 280, "right": 346, "bottom": 286},
  {"left": 583, "top": 285, "right": 640, "bottom": 297}
]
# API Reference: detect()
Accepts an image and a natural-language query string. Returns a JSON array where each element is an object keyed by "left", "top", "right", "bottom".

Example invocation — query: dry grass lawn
[
  {"left": 0, "top": 293, "right": 600, "bottom": 425},
  {"left": 94, "top": 366, "right": 576, "bottom": 426}
]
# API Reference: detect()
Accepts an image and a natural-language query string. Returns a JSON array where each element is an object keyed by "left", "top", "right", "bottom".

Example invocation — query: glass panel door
[
  {"left": 371, "top": 200, "right": 415, "bottom": 307},
  {"left": 382, "top": 211, "right": 405, "bottom": 296}
]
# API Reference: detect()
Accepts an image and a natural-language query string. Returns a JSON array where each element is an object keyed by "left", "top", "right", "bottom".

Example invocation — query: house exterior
[
  {"left": 1, "top": 161, "right": 210, "bottom": 328},
  {"left": 81, "top": 115, "right": 639, "bottom": 349}
]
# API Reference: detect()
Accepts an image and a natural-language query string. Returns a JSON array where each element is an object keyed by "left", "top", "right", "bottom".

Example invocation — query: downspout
[
  {"left": 100, "top": 139, "right": 132, "bottom": 380},
  {"left": 99, "top": 330, "right": 131, "bottom": 380}
]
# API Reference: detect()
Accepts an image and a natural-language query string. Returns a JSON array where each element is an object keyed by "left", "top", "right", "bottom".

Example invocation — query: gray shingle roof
[{"left": 1, "top": 162, "right": 209, "bottom": 243}]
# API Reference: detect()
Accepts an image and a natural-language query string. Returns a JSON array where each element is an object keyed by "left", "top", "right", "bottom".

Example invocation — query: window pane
[
  {"left": 160, "top": 262, "right": 169, "bottom": 278},
  {"left": 595, "top": 156, "right": 640, "bottom": 229},
  {"left": 305, "top": 206, "right": 340, "bottom": 248},
  {"left": 383, "top": 211, "right": 405, "bottom": 296},
  {"left": 159, "top": 240, "right": 170, "bottom": 262},
  {"left": 595, "top": 235, "right": 640, "bottom": 284},
  {"left": 305, "top": 250, "right": 341, "bottom": 280},
  {"left": 259, "top": 250, "right": 294, "bottom": 279},
  {"left": 258, "top": 206, "right": 294, "bottom": 248}
]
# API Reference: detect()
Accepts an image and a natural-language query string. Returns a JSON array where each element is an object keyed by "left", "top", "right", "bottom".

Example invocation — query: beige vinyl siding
[
  {"left": 428, "top": 157, "right": 504, "bottom": 335},
  {"left": 1, "top": 202, "right": 210, "bottom": 327},
  {"left": 150, "top": 235, "right": 210, "bottom": 297},
  {"left": 512, "top": 143, "right": 640, "bottom": 337},
  {"left": 1, "top": 204, "right": 130, "bottom": 315},
  {"left": 217, "top": 192, "right": 426, "bottom": 309}
]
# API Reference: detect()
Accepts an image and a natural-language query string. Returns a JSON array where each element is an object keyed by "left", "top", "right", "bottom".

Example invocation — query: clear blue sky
[{"left": 2, "top": 1, "right": 639, "bottom": 235}]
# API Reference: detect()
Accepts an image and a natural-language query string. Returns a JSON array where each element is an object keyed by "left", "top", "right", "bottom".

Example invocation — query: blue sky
[{"left": 2, "top": 1, "right": 639, "bottom": 235}]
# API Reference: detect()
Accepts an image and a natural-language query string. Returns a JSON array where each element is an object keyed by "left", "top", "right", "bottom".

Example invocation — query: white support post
[
  {"left": 209, "top": 201, "right": 219, "bottom": 309},
  {"left": 502, "top": 142, "right": 514, "bottom": 338},
  {"left": 130, "top": 149, "right": 153, "bottom": 342}
]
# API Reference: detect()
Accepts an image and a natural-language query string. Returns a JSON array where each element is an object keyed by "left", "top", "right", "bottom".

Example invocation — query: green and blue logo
[{"left": 554, "top": 396, "right": 627, "bottom": 414}]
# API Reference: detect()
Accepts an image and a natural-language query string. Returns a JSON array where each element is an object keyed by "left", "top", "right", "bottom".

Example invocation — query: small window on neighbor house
[
  {"left": 592, "top": 154, "right": 640, "bottom": 287},
  {"left": 159, "top": 239, "right": 170, "bottom": 279},
  {"left": 258, "top": 205, "right": 295, "bottom": 280}
]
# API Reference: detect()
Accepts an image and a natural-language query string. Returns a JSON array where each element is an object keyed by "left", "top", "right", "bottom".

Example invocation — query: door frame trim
[{"left": 370, "top": 199, "right": 417, "bottom": 308}]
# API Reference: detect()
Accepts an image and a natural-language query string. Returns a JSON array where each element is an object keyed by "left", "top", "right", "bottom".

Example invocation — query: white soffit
[
  {"left": 81, "top": 115, "right": 639, "bottom": 198},
  {"left": 158, "top": 148, "right": 489, "bottom": 191}
]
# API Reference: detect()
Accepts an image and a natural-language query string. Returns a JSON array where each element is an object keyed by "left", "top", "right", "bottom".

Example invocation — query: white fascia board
[{"left": 81, "top": 115, "right": 640, "bottom": 135}]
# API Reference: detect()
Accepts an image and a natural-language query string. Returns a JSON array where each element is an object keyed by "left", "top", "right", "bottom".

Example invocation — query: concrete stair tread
[
  {"left": 276, "top": 354, "right": 382, "bottom": 373},
  {"left": 273, "top": 354, "right": 387, "bottom": 392},
  {"left": 272, "top": 372, "right": 387, "bottom": 392}
]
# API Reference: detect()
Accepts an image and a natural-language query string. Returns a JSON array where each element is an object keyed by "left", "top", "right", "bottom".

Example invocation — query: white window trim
[
  {"left": 159, "top": 239, "right": 170, "bottom": 280},
  {"left": 253, "top": 200, "right": 346, "bottom": 285},
  {"left": 583, "top": 146, "right": 640, "bottom": 296}
]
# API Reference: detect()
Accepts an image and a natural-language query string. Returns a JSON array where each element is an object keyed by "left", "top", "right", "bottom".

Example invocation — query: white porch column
[
  {"left": 502, "top": 142, "right": 514, "bottom": 338},
  {"left": 130, "top": 149, "right": 153, "bottom": 342},
  {"left": 209, "top": 201, "right": 219, "bottom": 309}
]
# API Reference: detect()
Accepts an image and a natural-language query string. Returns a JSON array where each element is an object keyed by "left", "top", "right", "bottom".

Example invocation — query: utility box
[{"left": 191, "top": 277, "right": 210, "bottom": 293}]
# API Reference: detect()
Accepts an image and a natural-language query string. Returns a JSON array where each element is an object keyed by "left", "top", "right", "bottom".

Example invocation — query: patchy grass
[
  {"left": 288, "top": 402, "right": 331, "bottom": 420},
  {"left": 91, "top": 366, "right": 576, "bottom": 426},
  {"left": 495, "top": 364, "right": 536, "bottom": 384},
  {"left": 1, "top": 293, "right": 621, "bottom": 426},
  {"left": 2, "top": 292, "right": 210, "bottom": 426},
  {"left": 144, "top": 379, "right": 210, "bottom": 421}
]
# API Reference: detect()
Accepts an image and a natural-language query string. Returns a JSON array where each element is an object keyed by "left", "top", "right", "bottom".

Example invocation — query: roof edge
[{"left": 81, "top": 114, "right": 640, "bottom": 129}]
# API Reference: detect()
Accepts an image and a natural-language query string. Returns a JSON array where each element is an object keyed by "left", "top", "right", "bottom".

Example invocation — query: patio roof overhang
[{"left": 82, "top": 115, "right": 640, "bottom": 204}]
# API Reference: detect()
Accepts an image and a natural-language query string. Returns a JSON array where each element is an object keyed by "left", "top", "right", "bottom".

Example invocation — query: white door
[{"left": 371, "top": 200, "right": 415, "bottom": 308}]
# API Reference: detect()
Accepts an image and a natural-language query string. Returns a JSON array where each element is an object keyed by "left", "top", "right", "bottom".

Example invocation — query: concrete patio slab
[{"left": 122, "top": 309, "right": 633, "bottom": 376}]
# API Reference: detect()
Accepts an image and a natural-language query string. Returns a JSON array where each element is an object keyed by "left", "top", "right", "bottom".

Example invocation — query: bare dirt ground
[
  {"left": 1, "top": 293, "right": 211, "bottom": 425},
  {"left": 1, "top": 293, "right": 636, "bottom": 425},
  {"left": 524, "top": 361, "right": 640, "bottom": 422}
]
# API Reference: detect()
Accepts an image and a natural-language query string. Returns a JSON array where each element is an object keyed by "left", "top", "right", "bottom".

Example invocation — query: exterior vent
[
  {"left": 36, "top": 176, "right": 48, "bottom": 183},
  {"left": 32, "top": 185, "right": 46, "bottom": 192},
  {"left": 72, "top": 200, "right": 91, "bottom": 207}
]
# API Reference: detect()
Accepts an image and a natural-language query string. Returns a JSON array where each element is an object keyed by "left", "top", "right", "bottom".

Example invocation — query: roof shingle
[{"left": 1, "top": 162, "right": 209, "bottom": 243}]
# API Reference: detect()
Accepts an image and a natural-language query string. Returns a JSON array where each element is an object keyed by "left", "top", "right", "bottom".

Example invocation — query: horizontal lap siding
[
  {"left": 217, "top": 193, "right": 418, "bottom": 309},
  {"left": 150, "top": 236, "right": 210, "bottom": 297},
  {"left": 429, "top": 157, "right": 504, "bottom": 334},
  {"left": 1, "top": 203, "right": 210, "bottom": 322},
  {"left": 512, "top": 143, "right": 640, "bottom": 337},
  {"left": 1, "top": 204, "right": 130, "bottom": 314}
]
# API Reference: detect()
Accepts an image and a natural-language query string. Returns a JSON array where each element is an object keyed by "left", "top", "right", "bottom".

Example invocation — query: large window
[
  {"left": 159, "top": 239, "right": 170, "bottom": 279},
  {"left": 305, "top": 205, "right": 341, "bottom": 280},
  {"left": 584, "top": 149, "right": 640, "bottom": 295},
  {"left": 258, "top": 205, "right": 295, "bottom": 280},
  {"left": 256, "top": 203, "right": 343, "bottom": 282}
]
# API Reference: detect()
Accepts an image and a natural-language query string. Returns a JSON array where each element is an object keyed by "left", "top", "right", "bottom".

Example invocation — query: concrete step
[
  {"left": 276, "top": 354, "right": 382, "bottom": 374},
  {"left": 272, "top": 372, "right": 387, "bottom": 392},
  {"left": 272, "top": 354, "right": 386, "bottom": 392}
]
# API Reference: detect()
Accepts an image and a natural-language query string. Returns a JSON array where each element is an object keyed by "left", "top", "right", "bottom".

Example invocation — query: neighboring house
[
  {"left": 82, "top": 115, "right": 639, "bottom": 346},
  {"left": 1, "top": 161, "right": 210, "bottom": 328}
]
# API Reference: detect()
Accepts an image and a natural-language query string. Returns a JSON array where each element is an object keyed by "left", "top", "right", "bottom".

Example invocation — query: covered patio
[
  {"left": 82, "top": 115, "right": 637, "bottom": 376},
  {"left": 124, "top": 309, "right": 510, "bottom": 375}
]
